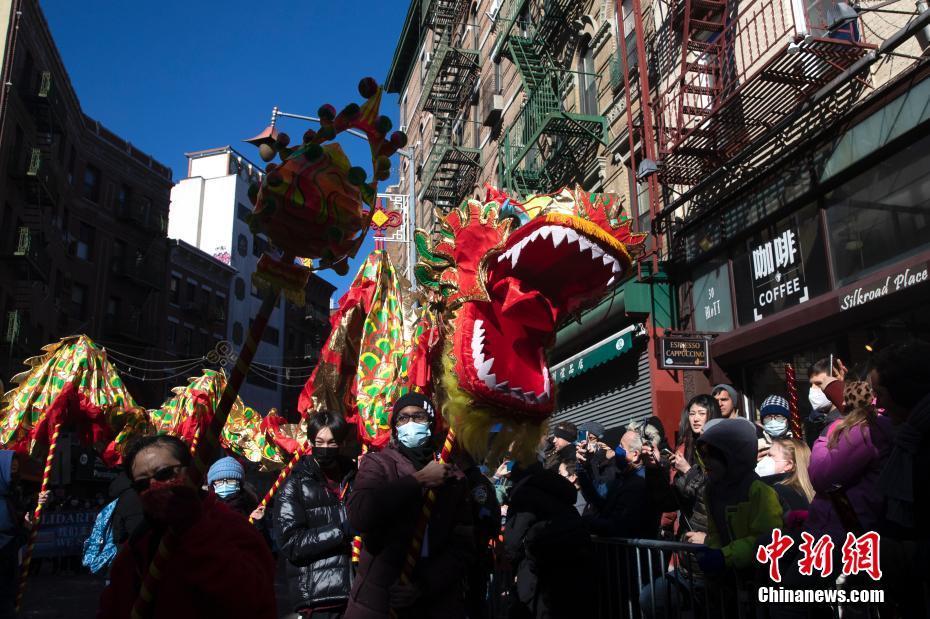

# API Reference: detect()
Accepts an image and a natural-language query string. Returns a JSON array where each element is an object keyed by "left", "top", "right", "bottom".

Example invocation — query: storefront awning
[{"left": 550, "top": 323, "right": 644, "bottom": 384}]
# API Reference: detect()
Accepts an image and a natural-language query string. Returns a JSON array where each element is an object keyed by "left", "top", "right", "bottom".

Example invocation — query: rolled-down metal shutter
[{"left": 550, "top": 341, "right": 652, "bottom": 437}]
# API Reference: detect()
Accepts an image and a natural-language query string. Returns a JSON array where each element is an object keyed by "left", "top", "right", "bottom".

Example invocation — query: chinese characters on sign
[
  {"left": 749, "top": 228, "right": 810, "bottom": 322},
  {"left": 756, "top": 529, "right": 882, "bottom": 582}
]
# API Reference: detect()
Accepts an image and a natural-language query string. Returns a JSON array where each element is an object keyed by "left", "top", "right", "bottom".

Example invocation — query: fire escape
[
  {"left": 655, "top": 0, "right": 874, "bottom": 185},
  {"left": 4, "top": 71, "right": 62, "bottom": 354},
  {"left": 418, "top": 0, "right": 482, "bottom": 210},
  {"left": 494, "top": 0, "right": 608, "bottom": 196}
]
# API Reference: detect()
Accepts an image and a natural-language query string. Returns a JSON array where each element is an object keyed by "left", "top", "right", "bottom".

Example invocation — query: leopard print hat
[{"left": 843, "top": 380, "right": 875, "bottom": 413}]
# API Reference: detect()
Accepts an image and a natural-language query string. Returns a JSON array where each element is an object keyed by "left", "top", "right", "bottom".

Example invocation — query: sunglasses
[{"left": 132, "top": 464, "right": 184, "bottom": 493}]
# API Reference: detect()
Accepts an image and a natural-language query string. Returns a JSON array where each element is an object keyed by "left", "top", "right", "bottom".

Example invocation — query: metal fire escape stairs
[
  {"left": 495, "top": 0, "right": 608, "bottom": 197},
  {"left": 418, "top": 0, "right": 482, "bottom": 211},
  {"left": 658, "top": 0, "right": 875, "bottom": 186},
  {"left": 4, "top": 71, "right": 61, "bottom": 352}
]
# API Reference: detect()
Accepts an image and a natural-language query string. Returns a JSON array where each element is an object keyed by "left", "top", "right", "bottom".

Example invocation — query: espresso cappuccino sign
[
  {"left": 840, "top": 262, "right": 929, "bottom": 311},
  {"left": 658, "top": 335, "right": 710, "bottom": 370}
]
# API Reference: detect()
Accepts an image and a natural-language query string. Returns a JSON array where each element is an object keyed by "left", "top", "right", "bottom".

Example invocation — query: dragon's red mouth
[{"left": 455, "top": 216, "right": 629, "bottom": 414}]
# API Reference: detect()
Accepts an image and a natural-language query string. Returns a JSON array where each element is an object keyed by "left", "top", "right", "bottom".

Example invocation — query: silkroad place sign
[
  {"left": 839, "top": 261, "right": 929, "bottom": 311},
  {"left": 658, "top": 335, "right": 710, "bottom": 370}
]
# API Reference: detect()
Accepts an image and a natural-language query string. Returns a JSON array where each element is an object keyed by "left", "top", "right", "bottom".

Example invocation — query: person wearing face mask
[
  {"left": 345, "top": 393, "right": 474, "bottom": 619},
  {"left": 99, "top": 435, "right": 276, "bottom": 619},
  {"left": 206, "top": 457, "right": 271, "bottom": 549},
  {"left": 807, "top": 357, "right": 847, "bottom": 441},
  {"left": 757, "top": 438, "right": 815, "bottom": 515},
  {"left": 275, "top": 410, "right": 357, "bottom": 618},
  {"left": 755, "top": 395, "right": 793, "bottom": 476}
]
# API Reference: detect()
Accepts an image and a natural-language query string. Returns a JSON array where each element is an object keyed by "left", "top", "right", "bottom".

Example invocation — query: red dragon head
[{"left": 415, "top": 186, "right": 647, "bottom": 458}]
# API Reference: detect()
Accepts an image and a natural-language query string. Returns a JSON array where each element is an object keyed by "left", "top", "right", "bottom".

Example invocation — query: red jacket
[{"left": 98, "top": 492, "right": 276, "bottom": 619}]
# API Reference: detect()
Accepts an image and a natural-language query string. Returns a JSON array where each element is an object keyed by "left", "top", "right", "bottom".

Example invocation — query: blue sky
[{"left": 43, "top": 0, "right": 409, "bottom": 297}]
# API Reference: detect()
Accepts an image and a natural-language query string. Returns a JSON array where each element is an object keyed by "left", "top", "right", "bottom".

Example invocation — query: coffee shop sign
[{"left": 840, "top": 264, "right": 928, "bottom": 311}]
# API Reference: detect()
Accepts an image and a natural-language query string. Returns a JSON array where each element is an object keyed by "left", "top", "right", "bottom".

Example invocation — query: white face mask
[
  {"left": 755, "top": 455, "right": 778, "bottom": 477},
  {"left": 809, "top": 387, "right": 832, "bottom": 412}
]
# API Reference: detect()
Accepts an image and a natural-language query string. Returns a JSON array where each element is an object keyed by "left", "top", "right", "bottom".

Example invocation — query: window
[
  {"left": 200, "top": 286, "right": 212, "bottom": 308},
  {"left": 237, "top": 234, "right": 248, "bottom": 257},
  {"left": 182, "top": 326, "right": 194, "bottom": 354},
  {"left": 247, "top": 367, "right": 278, "bottom": 390},
  {"left": 253, "top": 235, "right": 268, "bottom": 258},
  {"left": 619, "top": 0, "right": 639, "bottom": 74},
  {"left": 251, "top": 283, "right": 262, "bottom": 299},
  {"left": 234, "top": 277, "right": 245, "bottom": 300},
  {"left": 186, "top": 280, "right": 197, "bottom": 304},
  {"left": 237, "top": 203, "right": 252, "bottom": 222},
  {"left": 83, "top": 165, "right": 101, "bottom": 202},
  {"left": 68, "top": 147, "right": 76, "bottom": 185},
  {"left": 578, "top": 44, "right": 598, "bottom": 115},
  {"left": 169, "top": 276, "right": 181, "bottom": 305},
  {"left": 826, "top": 132, "right": 930, "bottom": 286},
  {"left": 166, "top": 322, "right": 177, "bottom": 347},
  {"left": 71, "top": 283, "right": 87, "bottom": 319},
  {"left": 232, "top": 322, "right": 244, "bottom": 345},
  {"left": 76, "top": 223, "right": 95, "bottom": 261},
  {"left": 116, "top": 184, "right": 131, "bottom": 213},
  {"left": 250, "top": 320, "right": 279, "bottom": 345}
]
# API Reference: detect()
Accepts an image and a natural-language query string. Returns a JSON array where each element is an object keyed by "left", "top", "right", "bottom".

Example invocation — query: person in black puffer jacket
[{"left": 276, "top": 411, "right": 357, "bottom": 618}]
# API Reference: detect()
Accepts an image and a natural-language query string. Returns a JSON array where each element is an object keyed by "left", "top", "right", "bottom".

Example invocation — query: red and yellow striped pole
[
  {"left": 15, "top": 422, "right": 62, "bottom": 613},
  {"left": 132, "top": 286, "right": 282, "bottom": 619},
  {"left": 249, "top": 444, "right": 308, "bottom": 524},
  {"left": 189, "top": 425, "right": 201, "bottom": 456},
  {"left": 785, "top": 363, "right": 803, "bottom": 440},
  {"left": 398, "top": 428, "right": 456, "bottom": 584}
]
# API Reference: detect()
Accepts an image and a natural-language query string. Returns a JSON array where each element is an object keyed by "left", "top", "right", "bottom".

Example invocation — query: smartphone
[
  {"left": 505, "top": 460, "right": 515, "bottom": 473},
  {"left": 661, "top": 448, "right": 675, "bottom": 458},
  {"left": 576, "top": 430, "right": 586, "bottom": 444}
]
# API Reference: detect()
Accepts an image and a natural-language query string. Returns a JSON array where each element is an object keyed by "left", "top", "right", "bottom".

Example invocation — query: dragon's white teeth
[
  {"left": 524, "top": 390, "right": 536, "bottom": 403},
  {"left": 539, "top": 227, "right": 552, "bottom": 240},
  {"left": 550, "top": 227, "right": 567, "bottom": 248},
  {"left": 607, "top": 276, "right": 616, "bottom": 287},
  {"left": 484, "top": 373, "right": 497, "bottom": 387},
  {"left": 590, "top": 244, "right": 604, "bottom": 259},
  {"left": 478, "top": 357, "right": 495, "bottom": 378},
  {"left": 602, "top": 253, "right": 613, "bottom": 267},
  {"left": 578, "top": 237, "right": 592, "bottom": 253},
  {"left": 565, "top": 228, "right": 580, "bottom": 243},
  {"left": 528, "top": 230, "right": 541, "bottom": 243},
  {"left": 495, "top": 380, "right": 509, "bottom": 390},
  {"left": 611, "top": 261, "right": 622, "bottom": 274},
  {"left": 538, "top": 392, "right": 551, "bottom": 403},
  {"left": 510, "top": 387, "right": 524, "bottom": 397},
  {"left": 509, "top": 246, "right": 521, "bottom": 269}
]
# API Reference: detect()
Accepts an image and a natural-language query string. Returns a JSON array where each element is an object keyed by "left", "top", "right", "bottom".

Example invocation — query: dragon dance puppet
[{"left": 302, "top": 185, "right": 646, "bottom": 461}]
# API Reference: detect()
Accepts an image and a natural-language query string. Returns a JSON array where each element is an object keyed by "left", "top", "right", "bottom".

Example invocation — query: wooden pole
[{"left": 249, "top": 445, "right": 307, "bottom": 524}]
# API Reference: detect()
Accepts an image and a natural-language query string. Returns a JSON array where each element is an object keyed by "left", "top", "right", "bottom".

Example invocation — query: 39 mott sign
[{"left": 658, "top": 335, "right": 710, "bottom": 370}]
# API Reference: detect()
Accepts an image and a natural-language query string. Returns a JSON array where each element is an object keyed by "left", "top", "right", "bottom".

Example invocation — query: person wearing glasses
[
  {"left": 344, "top": 393, "right": 474, "bottom": 619},
  {"left": 275, "top": 410, "right": 357, "bottom": 619},
  {"left": 98, "top": 435, "right": 277, "bottom": 619}
]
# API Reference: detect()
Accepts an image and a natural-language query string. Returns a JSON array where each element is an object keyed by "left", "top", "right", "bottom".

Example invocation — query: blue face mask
[
  {"left": 763, "top": 417, "right": 789, "bottom": 438},
  {"left": 397, "top": 421, "right": 430, "bottom": 448},
  {"left": 214, "top": 480, "right": 240, "bottom": 499},
  {"left": 614, "top": 445, "right": 628, "bottom": 470}
]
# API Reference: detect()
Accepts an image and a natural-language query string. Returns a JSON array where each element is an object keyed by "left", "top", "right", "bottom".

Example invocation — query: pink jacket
[{"left": 806, "top": 416, "right": 893, "bottom": 542}]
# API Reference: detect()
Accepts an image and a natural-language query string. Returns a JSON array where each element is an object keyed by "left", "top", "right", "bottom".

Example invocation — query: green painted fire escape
[
  {"left": 493, "top": 0, "right": 608, "bottom": 197},
  {"left": 419, "top": 0, "right": 482, "bottom": 210}
]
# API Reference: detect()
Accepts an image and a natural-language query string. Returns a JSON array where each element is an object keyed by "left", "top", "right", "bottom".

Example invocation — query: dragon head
[{"left": 415, "top": 186, "right": 647, "bottom": 458}]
